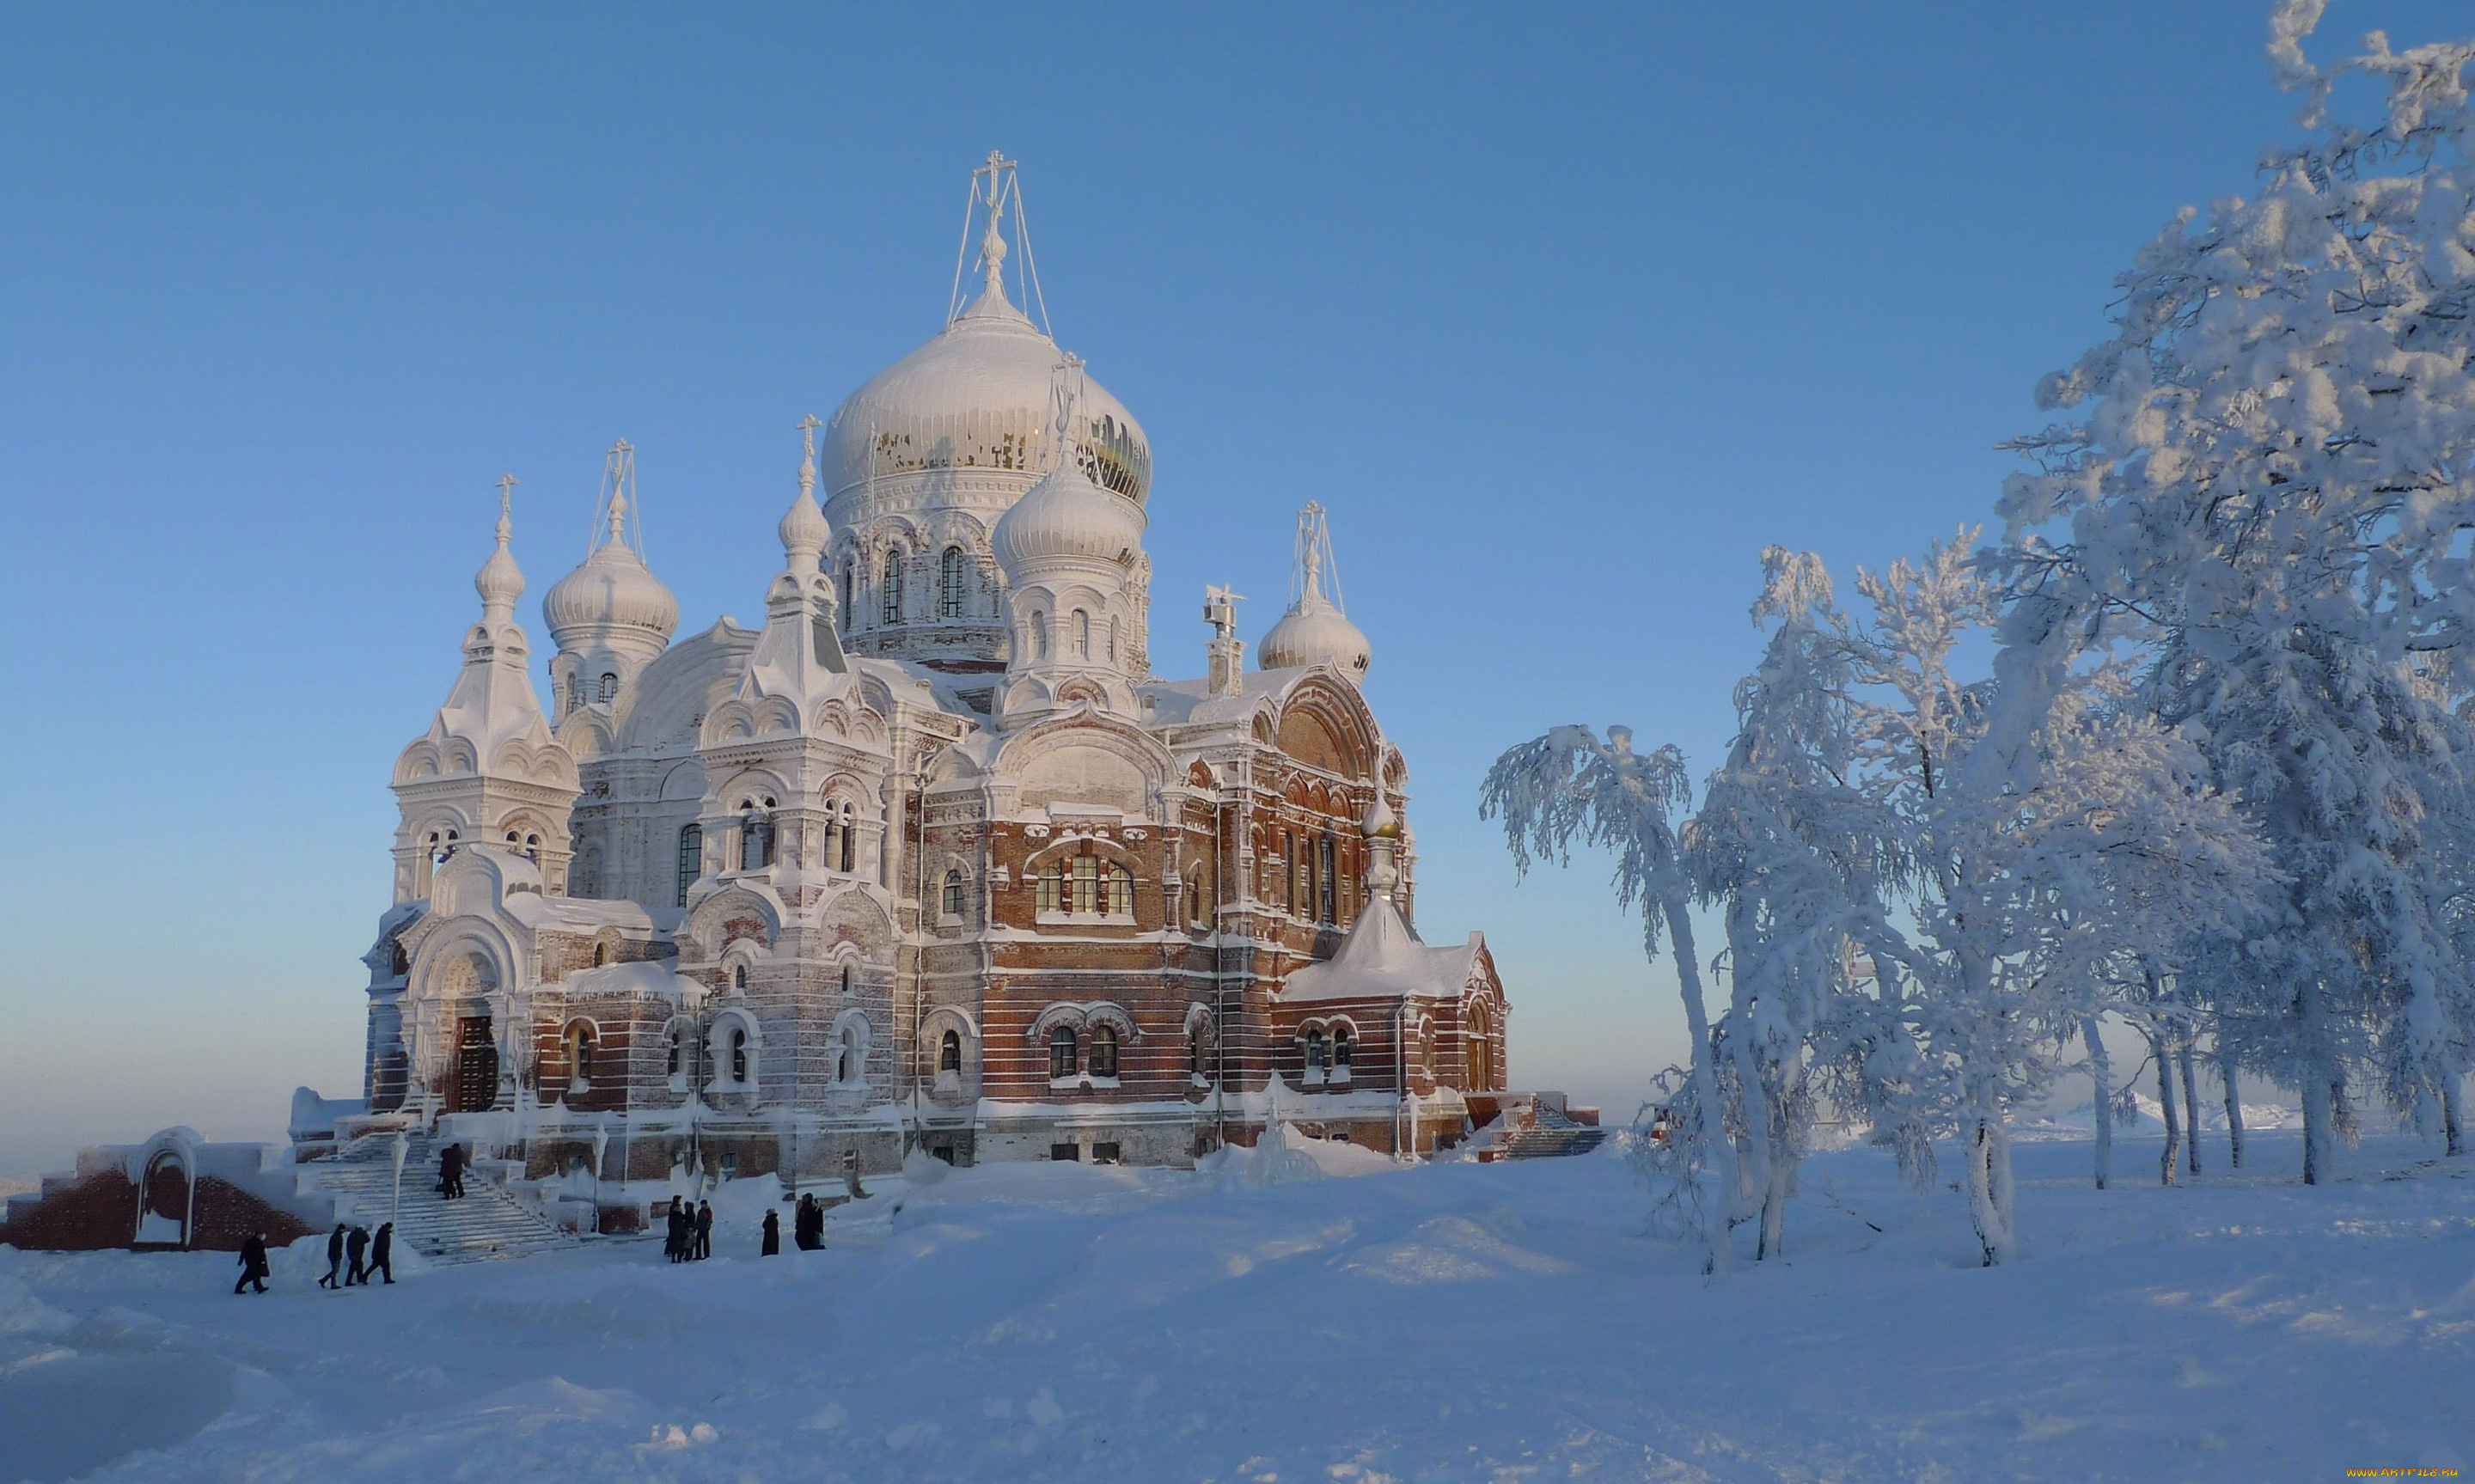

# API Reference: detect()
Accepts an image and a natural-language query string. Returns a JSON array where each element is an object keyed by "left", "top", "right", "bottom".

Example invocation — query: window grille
[
  {"left": 676, "top": 825, "right": 702, "bottom": 907},
  {"left": 1089, "top": 1023, "right": 1119, "bottom": 1078},
  {"left": 938, "top": 547, "right": 967, "bottom": 619},
  {"left": 1049, "top": 1026, "right": 1078, "bottom": 1079},
  {"left": 882, "top": 551, "right": 904, "bottom": 623}
]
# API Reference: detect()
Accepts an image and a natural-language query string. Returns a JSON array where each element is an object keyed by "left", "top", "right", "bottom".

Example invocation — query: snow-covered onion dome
[
  {"left": 820, "top": 233, "right": 1150, "bottom": 504},
  {"left": 992, "top": 438, "right": 1147, "bottom": 571},
  {"left": 1259, "top": 502, "right": 1371, "bottom": 682},
  {"left": 543, "top": 488, "right": 681, "bottom": 662}
]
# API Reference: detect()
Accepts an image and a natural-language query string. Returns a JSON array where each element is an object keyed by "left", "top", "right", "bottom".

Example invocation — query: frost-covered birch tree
[
  {"left": 1482, "top": 725, "right": 1745, "bottom": 1272},
  {"left": 1999, "top": 3, "right": 2475, "bottom": 1180}
]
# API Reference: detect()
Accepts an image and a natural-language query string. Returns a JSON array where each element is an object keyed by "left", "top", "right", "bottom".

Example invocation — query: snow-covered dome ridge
[{"left": 822, "top": 277, "right": 1151, "bottom": 504}]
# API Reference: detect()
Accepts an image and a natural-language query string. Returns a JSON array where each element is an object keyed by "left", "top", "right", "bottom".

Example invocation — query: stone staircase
[
  {"left": 1498, "top": 1106, "right": 1612, "bottom": 1161},
  {"left": 299, "top": 1133, "right": 571, "bottom": 1266}
]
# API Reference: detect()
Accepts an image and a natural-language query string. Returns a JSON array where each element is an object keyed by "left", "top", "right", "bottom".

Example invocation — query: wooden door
[{"left": 453, "top": 1016, "right": 498, "bottom": 1112}]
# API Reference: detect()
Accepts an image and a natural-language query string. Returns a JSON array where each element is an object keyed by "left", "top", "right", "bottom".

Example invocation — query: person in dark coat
[
  {"left": 664, "top": 1196, "right": 686, "bottom": 1263},
  {"left": 233, "top": 1232, "right": 271, "bottom": 1294},
  {"left": 319, "top": 1224, "right": 346, "bottom": 1289},
  {"left": 694, "top": 1200, "right": 713, "bottom": 1261},
  {"left": 761, "top": 1207, "right": 780, "bottom": 1256},
  {"left": 345, "top": 1224, "right": 370, "bottom": 1286},
  {"left": 793, "top": 1193, "right": 819, "bottom": 1250},
  {"left": 369, "top": 1222, "right": 395, "bottom": 1284},
  {"left": 438, "top": 1144, "right": 466, "bottom": 1200}
]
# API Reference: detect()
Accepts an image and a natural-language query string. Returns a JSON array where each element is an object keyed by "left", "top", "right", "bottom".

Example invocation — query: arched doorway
[
  {"left": 451, "top": 1014, "right": 498, "bottom": 1112},
  {"left": 1464, "top": 1005, "right": 1492, "bottom": 1090},
  {"left": 137, "top": 1150, "right": 190, "bottom": 1246}
]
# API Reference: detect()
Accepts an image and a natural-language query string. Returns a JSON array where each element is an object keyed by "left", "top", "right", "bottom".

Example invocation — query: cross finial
[
  {"left": 494, "top": 473, "right": 517, "bottom": 543},
  {"left": 797, "top": 413, "right": 821, "bottom": 497}
]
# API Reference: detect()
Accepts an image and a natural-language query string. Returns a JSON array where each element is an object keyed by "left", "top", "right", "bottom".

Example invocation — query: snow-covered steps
[
  {"left": 1497, "top": 1125, "right": 1610, "bottom": 1159},
  {"left": 299, "top": 1139, "right": 571, "bottom": 1266}
]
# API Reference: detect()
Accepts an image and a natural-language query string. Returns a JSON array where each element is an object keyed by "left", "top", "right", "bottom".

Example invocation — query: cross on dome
[{"left": 476, "top": 473, "right": 524, "bottom": 620}]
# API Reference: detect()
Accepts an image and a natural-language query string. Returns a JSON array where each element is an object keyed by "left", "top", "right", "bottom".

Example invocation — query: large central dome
[{"left": 822, "top": 283, "right": 1151, "bottom": 504}]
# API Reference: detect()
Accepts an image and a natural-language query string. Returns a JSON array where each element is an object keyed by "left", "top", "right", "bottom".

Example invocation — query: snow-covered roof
[
  {"left": 1137, "top": 668, "right": 1314, "bottom": 728},
  {"left": 1279, "top": 895, "right": 1479, "bottom": 1004},
  {"left": 559, "top": 961, "right": 695, "bottom": 1000}
]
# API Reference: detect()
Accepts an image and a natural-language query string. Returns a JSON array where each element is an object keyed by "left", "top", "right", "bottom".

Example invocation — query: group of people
[
  {"left": 436, "top": 1142, "right": 468, "bottom": 1200},
  {"left": 791, "top": 1193, "right": 828, "bottom": 1250},
  {"left": 318, "top": 1221, "right": 395, "bottom": 1288},
  {"left": 663, "top": 1192, "right": 833, "bottom": 1263},
  {"left": 229, "top": 1220, "right": 397, "bottom": 1295},
  {"left": 663, "top": 1197, "right": 713, "bottom": 1262}
]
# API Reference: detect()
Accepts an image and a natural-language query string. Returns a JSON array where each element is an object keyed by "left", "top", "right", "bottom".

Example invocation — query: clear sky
[{"left": 3, "top": 2, "right": 2464, "bottom": 1177}]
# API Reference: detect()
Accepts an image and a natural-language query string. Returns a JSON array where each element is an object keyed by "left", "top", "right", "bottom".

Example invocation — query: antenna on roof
[{"left": 947, "top": 150, "right": 1052, "bottom": 337}]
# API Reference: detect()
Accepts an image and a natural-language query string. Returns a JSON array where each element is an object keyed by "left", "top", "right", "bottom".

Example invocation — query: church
[{"left": 354, "top": 156, "right": 1512, "bottom": 1203}]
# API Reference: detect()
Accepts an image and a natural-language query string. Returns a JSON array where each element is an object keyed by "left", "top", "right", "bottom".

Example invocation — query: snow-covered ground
[{"left": 4, "top": 1131, "right": 2472, "bottom": 1483}]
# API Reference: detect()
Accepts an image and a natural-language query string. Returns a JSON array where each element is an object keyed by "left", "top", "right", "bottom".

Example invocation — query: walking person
[
  {"left": 694, "top": 1200, "right": 712, "bottom": 1261},
  {"left": 761, "top": 1207, "right": 780, "bottom": 1256},
  {"left": 369, "top": 1222, "right": 395, "bottom": 1285},
  {"left": 233, "top": 1231, "right": 271, "bottom": 1295},
  {"left": 345, "top": 1224, "right": 370, "bottom": 1286},
  {"left": 319, "top": 1223, "right": 346, "bottom": 1290},
  {"left": 438, "top": 1143, "right": 466, "bottom": 1200}
]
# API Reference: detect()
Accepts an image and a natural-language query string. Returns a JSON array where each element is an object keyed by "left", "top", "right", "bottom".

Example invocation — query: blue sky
[{"left": 3, "top": 2, "right": 2464, "bottom": 1176}]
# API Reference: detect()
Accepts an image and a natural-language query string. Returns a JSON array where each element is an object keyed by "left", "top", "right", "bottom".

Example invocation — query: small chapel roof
[{"left": 1279, "top": 895, "right": 1482, "bottom": 1005}]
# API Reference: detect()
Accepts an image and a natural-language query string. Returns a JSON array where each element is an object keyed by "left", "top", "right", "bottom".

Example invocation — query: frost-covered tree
[
  {"left": 1482, "top": 725, "right": 1744, "bottom": 1272},
  {"left": 1684, "top": 548, "right": 1884, "bottom": 1260},
  {"left": 1999, "top": 3, "right": 2475, "bottom": 1180},
  {"left": 1842, "top": 538, "right": 2274, "bottom": 1259}
]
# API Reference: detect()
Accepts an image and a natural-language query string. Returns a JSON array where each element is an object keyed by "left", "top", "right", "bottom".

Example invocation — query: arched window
[
  {"left": 938, "top": 546, "right": 967, "bottom": 619},
  {"left": 741, "top": 810, "right": 772, "bottom": 870},
  {"left": 665, "top": 1024, "right": 683, "bottom": 1083},
  {"left": 1332, "top": 1026, "right": 1354, "bottom": 1080},
  {"left": 1071, "top": 855, "right": 1099, "bottom": 914},
  {"left": 1305, "top": 1027, "right": 1329, "bottom": 1080},
  {"left": 1104, "top": 862, "right": 1134, "bottom": 916},
  {"left": 598, "top": 672, "right": 618, "bottom": 702},
  {"left": 565, "top": 1023, "right": 596, "bottom": 1092},
  {"left": 1049, "top": 1025, "right": 1079, "bottom": 1080},
  {"left": 1031, "top": 611, "right": 1048, "bottom": 660},
  {"left": 839, "top": 802, "right": 857, "bottom": 874},
  {"left": 727, "top": 1025, "right": 749, "bottom": 1084},
  {"left": 882, "top": 551, "right": 904, "bottom": 623},
  {"left": 1465, "top": 1005, "right": 1491, "bottom": 1089},
  {"left": 840, "top": 962, "right": 853, "bottom": 998},
  {"left": 1318, "top": 837, "right": 1336, "bottom": 923},
  {"left": 1036, "top": 860, "right": 1065, "bottom": 914},
  {"left": 1073, "top": 609, "right": 1091, "bottom": 658},
  {"left": 1108, "top": 616, "right": 1120, "bottom": 666},
  {"left": 1089, "top": 1023, "right": 1120, "bottom": 1079},
  {"left": 1189, "top": 1019, "right": 1206, "bottom": 1078},
  {"left": 591, "top": 940, "right": 611, "bottom": 968},
  {"left": 939, "top": 1029, "right": 962, "bottom": 1073},
  {"left": 840, "top": 561, "right": 855, "bottom": 623},
  {"left": 836, "top": 1019, "right": 865, "bottom": 1084},
  {"left": 676, "top": 825, "right": 702, "bottom": 908},
  {"left": 943, "top": 869, "right": 965, "bottom": 919},
  {"left": 731, "top": 963, "right": 749, "bottom": 992}
]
